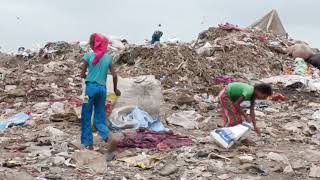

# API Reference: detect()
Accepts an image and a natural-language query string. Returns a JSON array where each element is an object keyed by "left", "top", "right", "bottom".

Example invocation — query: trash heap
[
  {"left": 117, "top": 43, "right": 216, "bottom": 90},
  {"left": 0, "top": 24, "right": 320, "bottom": 179},
  {"left": 116, "top": 25, "right": 294, "bottom": 93},
  {"left": 0, "top": 41, "right": 83, "bottom": 124},
  {"left": 196, "top": 26, "right": 291, "bottom": 77}
]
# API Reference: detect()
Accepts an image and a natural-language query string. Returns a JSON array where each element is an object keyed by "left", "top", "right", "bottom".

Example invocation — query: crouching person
[
  {"left": 80, "top": 33, "right": 121, "bottom": 161},
  {"left": 218, "top": 82, "right": 272, "bottom": 135}
]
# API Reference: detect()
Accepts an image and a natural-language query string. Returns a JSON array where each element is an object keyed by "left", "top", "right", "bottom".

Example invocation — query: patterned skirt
[{"left": 218, "top": 88, "right": 243, "bottom": 127}]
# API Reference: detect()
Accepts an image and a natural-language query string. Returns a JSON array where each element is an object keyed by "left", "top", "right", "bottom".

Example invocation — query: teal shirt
[
  {"left": 227, "top": 82, "right": 254, "bottom": 102},
  {"left": 84, "top": 52, "right": 112, "bottom": 86}
]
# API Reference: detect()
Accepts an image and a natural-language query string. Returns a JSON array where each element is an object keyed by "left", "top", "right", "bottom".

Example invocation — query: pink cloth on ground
[{"left": 118, "top": 129, "right": 193, "bottom": 149}]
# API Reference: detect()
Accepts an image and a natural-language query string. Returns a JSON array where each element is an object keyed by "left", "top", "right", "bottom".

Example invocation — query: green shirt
[
  {"left": 84, "top": 52, "right": 112, "bottom": 86},
  {"left": 227, "top": 82, "right": 254, "bottom": 102}
]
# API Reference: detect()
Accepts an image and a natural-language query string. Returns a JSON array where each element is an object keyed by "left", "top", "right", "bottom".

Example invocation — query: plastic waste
[
  {"left": 107, "top": 75, "right": 164, "bottom": 119},
  {"left": 261, "top": 75, "right": 320, "bottom": 92},
  {"left": 107, "top": 93, "right": 118, "bottom": 105},
  {"left": 167, "top": 111, "right": 202, "bottom": 130},
  {"left": 0, "top": 112, "right": 31, "bottom": 129},
  {"left": 118, "top": 152, "right": 162, "bottom": 169},
  {"left": 50, "top": 102, "right": 65, "bottom": 114},
  {"left": 33, "top": 102, "right": 50, "bottom": 112},
  {"left": 0, "top": 68, "right": 11, "bottom": 81},
  {"left": 241, "top": 100, "right": 271, "bottom": 108},
  {"left": 196, "top": 42, "right": 214, "bottom": 56},
  {"left": 285, "top": 82, "right": 305, "bottom": 90},
  {"left": 312, "top": 111, "right": 320, "bottom": 120},
  {"left": 167, "top": 38, "right": 180, "bottom": 43},
  {"left": 268, "top": 93, "right": 288, "bottom": 101},
  {"left": 110, "top": 106, "right": 169, "bottom": 132},
  {"left": 105, "top": 93, "right": 119, "bottom": 116},
  {"left": 109, "top": 39, "right": 125, "bottom": 50},
  {"left": 219, "top": 22, "right": 244, "bottom": 32},
  {"left": 214, "top": 76, "right": 235, "bottom": 85},
  {"left": 45, "top": 126, "right": 65, "bottom": 137},
  {"left": 294, "top": 58, "right": 307, "bottom": 75},
  {"left": 210, "top": 122, "right": 253, "bottom": 149}
]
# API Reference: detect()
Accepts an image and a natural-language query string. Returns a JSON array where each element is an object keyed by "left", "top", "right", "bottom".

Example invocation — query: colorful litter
[
  {"left": 110, "top": 106, "right": 169, "bottom": 132},
  {"left": 118, "top": 152, "right": 162, "bottom": 169},
  {"left": 118, "top": 129, "right": 193, "bottom": 149}
]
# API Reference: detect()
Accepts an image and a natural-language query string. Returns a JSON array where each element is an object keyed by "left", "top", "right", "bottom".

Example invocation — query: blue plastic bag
[
  {"left": 0, "top": 112, "right": 31, "bottom": 129},
  {"left": 125, "top": 107, "right": 169, "bottom": 132}
]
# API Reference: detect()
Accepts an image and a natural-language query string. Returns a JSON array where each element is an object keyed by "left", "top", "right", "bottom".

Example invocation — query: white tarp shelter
[{"left": 249, "top": 9, "right": 287, "bottom": 36}]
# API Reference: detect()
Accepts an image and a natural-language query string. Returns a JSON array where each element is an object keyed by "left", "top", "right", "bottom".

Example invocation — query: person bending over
[{"left": 218, "top": 82, "right": 272, "bottom": 135}]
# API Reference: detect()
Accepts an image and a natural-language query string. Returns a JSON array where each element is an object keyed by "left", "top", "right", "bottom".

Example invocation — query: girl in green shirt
[{"left": 218, "top": 82, "right": 272, "bottom": 135}]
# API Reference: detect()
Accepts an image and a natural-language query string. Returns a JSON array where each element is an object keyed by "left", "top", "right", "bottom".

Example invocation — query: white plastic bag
[
  {"left": 108, "top": 75, "right": 164, "bottom": 118},
  {"left": 196, "top": 42, "right": 214, "bottom": 56},
  {"left": 261, "top": 75, "right": 320, "bottom": 92},
  {"left": 210, "top": 122, "right": 253, "bottom": 149}
]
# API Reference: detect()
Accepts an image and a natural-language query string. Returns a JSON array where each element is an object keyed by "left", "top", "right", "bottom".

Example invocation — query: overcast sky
[{"left": 0, "top": 0, "right": 319, "bottom": 52}]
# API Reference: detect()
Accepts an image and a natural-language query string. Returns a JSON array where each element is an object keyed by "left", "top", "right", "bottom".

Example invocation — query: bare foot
[
  {"left": 105, "top": 133, "right": 118, "bottom": 161},
  {"left": 105, "top": 133, "right": 118, "bottom": 153}
]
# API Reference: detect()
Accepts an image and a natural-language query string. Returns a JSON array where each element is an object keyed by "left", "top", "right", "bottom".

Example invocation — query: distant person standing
[{"left": 151, "top": 24, "right": 163, "bottom": 44}]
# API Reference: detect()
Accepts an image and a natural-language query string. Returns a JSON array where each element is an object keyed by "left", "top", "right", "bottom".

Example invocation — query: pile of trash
[
  {"left": 195, "top": 26, "right": 292, "bottom": 77},
  {"left": 116, "top": 43, "right": 216, "bottom": 90},
  {"left": 1, "top": 21, "right": 320, "bottom": 179},
  {"left": 36, "top": 41, "right": 83, "bottom": 60},
  {"left": 115, "top": 24, "right": 297, "bottom": 93}
]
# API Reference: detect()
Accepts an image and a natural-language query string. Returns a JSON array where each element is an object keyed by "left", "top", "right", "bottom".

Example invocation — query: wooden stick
[
  {"left": 208, "top": 152, "right": 231, "bottom": 161},
  {"left": 262, "top": 149, "right": 285, "bottom": 153},
  {"left": 284, "top": 156, "right": 296, "bottom": 176}
]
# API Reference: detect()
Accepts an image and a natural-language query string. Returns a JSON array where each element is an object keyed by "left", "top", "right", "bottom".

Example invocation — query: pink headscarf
[{"left": 92, "top": 33, "right": 109, "bottom": 65}]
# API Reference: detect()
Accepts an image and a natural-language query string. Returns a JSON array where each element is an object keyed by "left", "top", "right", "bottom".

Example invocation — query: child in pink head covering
[
  {"left": 80, "top": 33, "right": 121, "bottom": 161},
  {"left": 91, "top": 33, "right": 109, "bottom": 65}
]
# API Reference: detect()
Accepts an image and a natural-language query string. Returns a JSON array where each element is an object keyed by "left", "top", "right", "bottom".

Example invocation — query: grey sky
[{"left": 1, "top": 0, "right": 319, "bottom": 52}]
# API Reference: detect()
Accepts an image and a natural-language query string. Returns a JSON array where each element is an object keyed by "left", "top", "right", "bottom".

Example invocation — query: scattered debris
[
  {"left": 159, "top": 163, "right": 179, "bottom": 176},
  {"left": 0, "top": 20, "right": 318, "bottom": 179},
  {"left": 238, "top": 155, "right": 254, "bottom": 163},
  {"left": 166, "top": 110, "right": 202, "bottom": 129},
  {"left": 267, "top": 152, "right": 285, "bottom": 162},
  {"left": 309, "top": 164, "right": 320, "bottom": 178},
  {"left": 119, "top": 153, "right": 161, "bottom": 169},
  {"left": 72, "top": 150, "right": 108, "bottom": 174},
  {"left": 217, "top": 173, "right": 232, "bottom": 180}
]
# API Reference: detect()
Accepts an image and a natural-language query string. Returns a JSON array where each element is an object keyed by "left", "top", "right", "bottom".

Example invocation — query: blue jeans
[{"left": 81, "top": 82, "right": 109, "bottom": 146}]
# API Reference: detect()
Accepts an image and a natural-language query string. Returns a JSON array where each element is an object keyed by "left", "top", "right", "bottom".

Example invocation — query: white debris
[
  {"left": 309, "top": 164, "right": 320, "bottom": 178},
  {"left": 267, "top": 152, "right": 285, "bottom": 162}
]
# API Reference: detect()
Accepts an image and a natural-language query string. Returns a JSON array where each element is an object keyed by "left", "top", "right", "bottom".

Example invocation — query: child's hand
[{"left": 114, "top": 89, "right": 121, "bottom": 96}]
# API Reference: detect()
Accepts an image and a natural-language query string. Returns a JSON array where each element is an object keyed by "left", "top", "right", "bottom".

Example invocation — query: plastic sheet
[
  {"left": 0, "top": 112, "right": 31, "bottom": 129},
  {"left": 210, "top": 122, "right": 253, "bottom": 149}
]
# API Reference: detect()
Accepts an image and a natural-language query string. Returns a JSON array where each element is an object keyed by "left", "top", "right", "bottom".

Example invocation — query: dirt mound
[
  {"left": 116, "top": 25, "right": 293, "bottom": 92},
  {"left": 117, "top": 43, "right": 215, "bottom": 90},
  {"left": 196, "top": 26, "right": 292, "bottom": 77}
]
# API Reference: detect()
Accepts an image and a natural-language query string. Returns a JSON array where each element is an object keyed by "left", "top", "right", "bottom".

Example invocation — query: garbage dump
[{"left": 0, "top": 21, "right": 320, "bottom": 180}]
